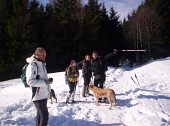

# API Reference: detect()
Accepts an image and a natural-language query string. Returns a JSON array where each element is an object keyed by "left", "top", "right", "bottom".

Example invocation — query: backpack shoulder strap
[
  {"left": 29, "top": 62, "right": 38, "bottom": 76},
  {"left": 33, "top": 62, "right": 38, "bottom": 69},
  {"left": 98, "top": 56, "right": 102, "bottom": 66},
  {"left": 90, "top": 59, "right": 93, "bottom": 66},
  {"left": 31, "top": 62, "right": 38, "bottom": 70},
  {"left": 67, "top": 66, "right": 71, "bottom": 77}
]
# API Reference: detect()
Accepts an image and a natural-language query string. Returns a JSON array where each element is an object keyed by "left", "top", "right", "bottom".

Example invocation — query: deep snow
[{"left": 0, "top": 57, "right": 170, "bottom": 126}]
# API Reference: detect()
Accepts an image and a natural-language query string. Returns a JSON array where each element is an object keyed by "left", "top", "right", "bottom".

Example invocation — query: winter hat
[{"left": 70, "top": 60, "right": 77, "bottom": 65}]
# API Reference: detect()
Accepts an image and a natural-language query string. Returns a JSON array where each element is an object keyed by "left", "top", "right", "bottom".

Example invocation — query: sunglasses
[{"left": 37, "top": 53, "right": 46, "bottom": 56}]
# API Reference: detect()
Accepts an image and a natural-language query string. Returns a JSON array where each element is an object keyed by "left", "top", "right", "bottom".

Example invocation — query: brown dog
[
  {"left": 89, "top": 84, "right": 118, "bottom": 109},
  {"left": 50, "top": 89, "right": 57, "bottom": 104}
]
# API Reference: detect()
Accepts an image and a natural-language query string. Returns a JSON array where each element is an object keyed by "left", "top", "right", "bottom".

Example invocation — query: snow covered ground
[{"left": 0, "top": 57, "right": 170, "bottom": 126}]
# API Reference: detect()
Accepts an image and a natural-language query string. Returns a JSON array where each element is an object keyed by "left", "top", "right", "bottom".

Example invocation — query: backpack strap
[
  {"left": 90, "top": 59, "right": 93, "bottom": 66},
  {"left": 67, "top": 66, "right": 71, "bottom": 77},
  {"left": 30, "top": 62, "right": 38, "bottom": 79},
  {"left": 91, "top": 56, "right": 102, "bottom": 66},
  {"left": 33, "top": 62, "right": 38, "bottom": 70},
  {"left": 98, "top": 56, "right": 102, "bottom": 66}
]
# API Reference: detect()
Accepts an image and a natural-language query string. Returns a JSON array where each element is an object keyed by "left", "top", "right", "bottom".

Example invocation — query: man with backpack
[
  {"left": 91, "top": 49, "right": 117, "bottom": 102},
  {"left": 26, "top": 47, "right": 53, "bottom": 126}
]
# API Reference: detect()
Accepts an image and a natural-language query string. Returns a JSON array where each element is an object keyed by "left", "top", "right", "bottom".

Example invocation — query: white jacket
[{"left": 26, "top": 54, "right": 51, "bottom": 101}]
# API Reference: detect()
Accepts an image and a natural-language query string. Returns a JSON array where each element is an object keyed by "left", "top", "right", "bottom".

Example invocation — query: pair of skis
[{"left": 131, "top": 73, "right": 140, "bottom": 87}]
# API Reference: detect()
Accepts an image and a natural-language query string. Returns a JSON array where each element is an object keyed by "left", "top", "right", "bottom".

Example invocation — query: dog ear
[
  {"left": 89, "top": 84, "right": 93, "bottom": 88},
  {"left": 90, "top": 84, "right": 94, "bottom": 88}
]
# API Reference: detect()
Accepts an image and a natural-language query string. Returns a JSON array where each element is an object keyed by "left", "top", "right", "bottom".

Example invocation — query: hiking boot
[{"left": 66, "top": 101, "right": 69, "bottom": 104}]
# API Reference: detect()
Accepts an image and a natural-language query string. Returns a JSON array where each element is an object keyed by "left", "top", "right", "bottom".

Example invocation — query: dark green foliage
[
  {"left": 1, "top": 0, "right": 169, "bottom": 81},
  {"left": 81, "top": 0, "right": 101, "bottom": 52}
]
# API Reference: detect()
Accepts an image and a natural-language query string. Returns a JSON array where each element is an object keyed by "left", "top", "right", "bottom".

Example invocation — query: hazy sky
[{"left": 39, "top": 0, "right": 144, "bottom": 21}]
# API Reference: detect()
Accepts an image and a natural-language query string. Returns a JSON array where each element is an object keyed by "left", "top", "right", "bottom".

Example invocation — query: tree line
[
  {"left": 123, "top": 0, "right": 170, "bottom": 63},
  {"left": 0, "top": 0, "right": 169, "bottom": 81}
]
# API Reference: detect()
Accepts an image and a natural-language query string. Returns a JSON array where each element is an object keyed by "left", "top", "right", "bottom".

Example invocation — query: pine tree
[
  {"left": 4, "top": 0, "right": 34, "bottom": 79},
  {"left": 98, "top": 3, "right": 109, "bottom": 52},
  {"left": 81, "top": 0, "right": 101, "bottom": 52}
]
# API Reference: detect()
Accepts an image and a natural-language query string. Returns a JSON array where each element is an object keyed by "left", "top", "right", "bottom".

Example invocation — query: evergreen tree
[
  {"left": 29, "top": 0, "right": 45, "bottom": 47},
  {"left": 98, "top": 3, "right": 109, "bottom": 52},
  {"left": 4, "top": 0, "right": 35, "bottom": 79},
  {"left": 106, "top": 7, "right": 124, "bottom": 66},
  {"left": 49, "top": 0, "right": 82, "bottom": 68},
  {"left": 108, "top": 7, "right": 123, "bottom": 50},
  {"left": 81, "top": 0, "right": 101, "bottom": 52},
  {"left": 0, "top": 0, "right": 10, "bottom": 80}
]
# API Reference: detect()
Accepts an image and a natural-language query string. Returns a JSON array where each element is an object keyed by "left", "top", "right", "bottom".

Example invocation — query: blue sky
[{"left": 39, "top": 0, "right": 144, "bottom": 21}]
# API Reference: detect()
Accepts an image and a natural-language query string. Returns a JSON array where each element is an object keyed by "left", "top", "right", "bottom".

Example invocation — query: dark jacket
[
  {"left": 91, "top": 56, "right": 107, "bottom": 76},
  {"left": 91, "top": 52, "right": 116, "bottom": 76},
  {"left": 78, "top": 59, "right": 92, "bottom": 77}
]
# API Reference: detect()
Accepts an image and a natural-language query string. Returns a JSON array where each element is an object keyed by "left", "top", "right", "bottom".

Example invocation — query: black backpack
[{"left": 20, "top": 62, "right": 38, "bottom": 87}]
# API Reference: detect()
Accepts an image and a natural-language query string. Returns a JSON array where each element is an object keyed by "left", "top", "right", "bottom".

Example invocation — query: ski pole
[
  {"left": 90, "top": 76, "right": 93, "bottom": 84},
  {"left": 135, "top": 73, "right": 140, "bottom": 87},
  {"left": 77, "top": 77, "right": 81, "bottom": 102},
  {"left": 131, "top": 76, "right": 138, "bottom": 87}
]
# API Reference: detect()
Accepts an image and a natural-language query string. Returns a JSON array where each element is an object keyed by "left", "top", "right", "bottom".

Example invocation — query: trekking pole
[
  {"left": 131, "top": 76, "right": 138, "bottom": 87},
  {"left": 134, "top": 73, "right": 140, "bottom": 87},
  {"left": 90, "top": 76, "right": 93, "bottom": 84},
  {"left": 118, "top": 50, "right": 147, "bottom": 52},
  {"left": 90, "top": 72, "right": 94, "bottom": 84},
  {"left": 77, "top": 77, "right": 81, "bottom": 102}
]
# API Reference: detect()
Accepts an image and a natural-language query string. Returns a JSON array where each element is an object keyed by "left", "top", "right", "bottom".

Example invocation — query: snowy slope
[{"left": 0, "top": 57, "right": 170, "bottom": 126}]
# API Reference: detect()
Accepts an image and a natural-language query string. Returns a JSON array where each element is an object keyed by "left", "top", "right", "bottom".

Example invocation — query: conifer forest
[{"left": 0, "top": 0, "right": 170, "bottom": 81}]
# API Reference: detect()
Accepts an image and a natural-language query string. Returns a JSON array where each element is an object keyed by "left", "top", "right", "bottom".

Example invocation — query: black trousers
[
  {"left": 68, "top": 81, "right": 77, "bottom": 94},
  {"left": 33, "top": 99, "right": 49, "bottom": 126},
  {"left": 94, "top": 74, "right": 106, "bottom": 100},
  {"left": 94, "top": 74, "right": 106, "bottom": 88},
  {"left": 82, "top": 76, "right": 91, "bottom": 96}
]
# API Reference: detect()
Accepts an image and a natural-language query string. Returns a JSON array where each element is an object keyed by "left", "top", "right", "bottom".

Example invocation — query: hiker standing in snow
[
  {"left": 77, "top": 55, "right": 92, "bottom": 97},
  {"left": 91, "top": 49, "right": 117, "bottom": 102},
  {"left": 26, "top": 47, "right": 53, "bottom": 126},
  {"left": 66, "top": 60, "right": 79, "bottom": 103}
]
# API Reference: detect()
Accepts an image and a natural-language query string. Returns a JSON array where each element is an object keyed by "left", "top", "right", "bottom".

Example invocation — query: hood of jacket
[
  {"left": 26, "top": 54, "right": 46, "bottom": 65},
  {"left": 26, "top": 54, "right": 36, "bottom": 63}
]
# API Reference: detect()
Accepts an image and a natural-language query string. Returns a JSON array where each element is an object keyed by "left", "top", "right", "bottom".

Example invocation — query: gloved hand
[
  {"left": 45, "top": 77, "right": 53, "bottom": 84},
  {"left": 49, "top": 77, "right": 53, "bottom": 82},
  {"left": 74, "top": 74, "right": 79, "bottom": 77},
  {"left": 113, "top": 49, "right": 117, "bottom": 53}
]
